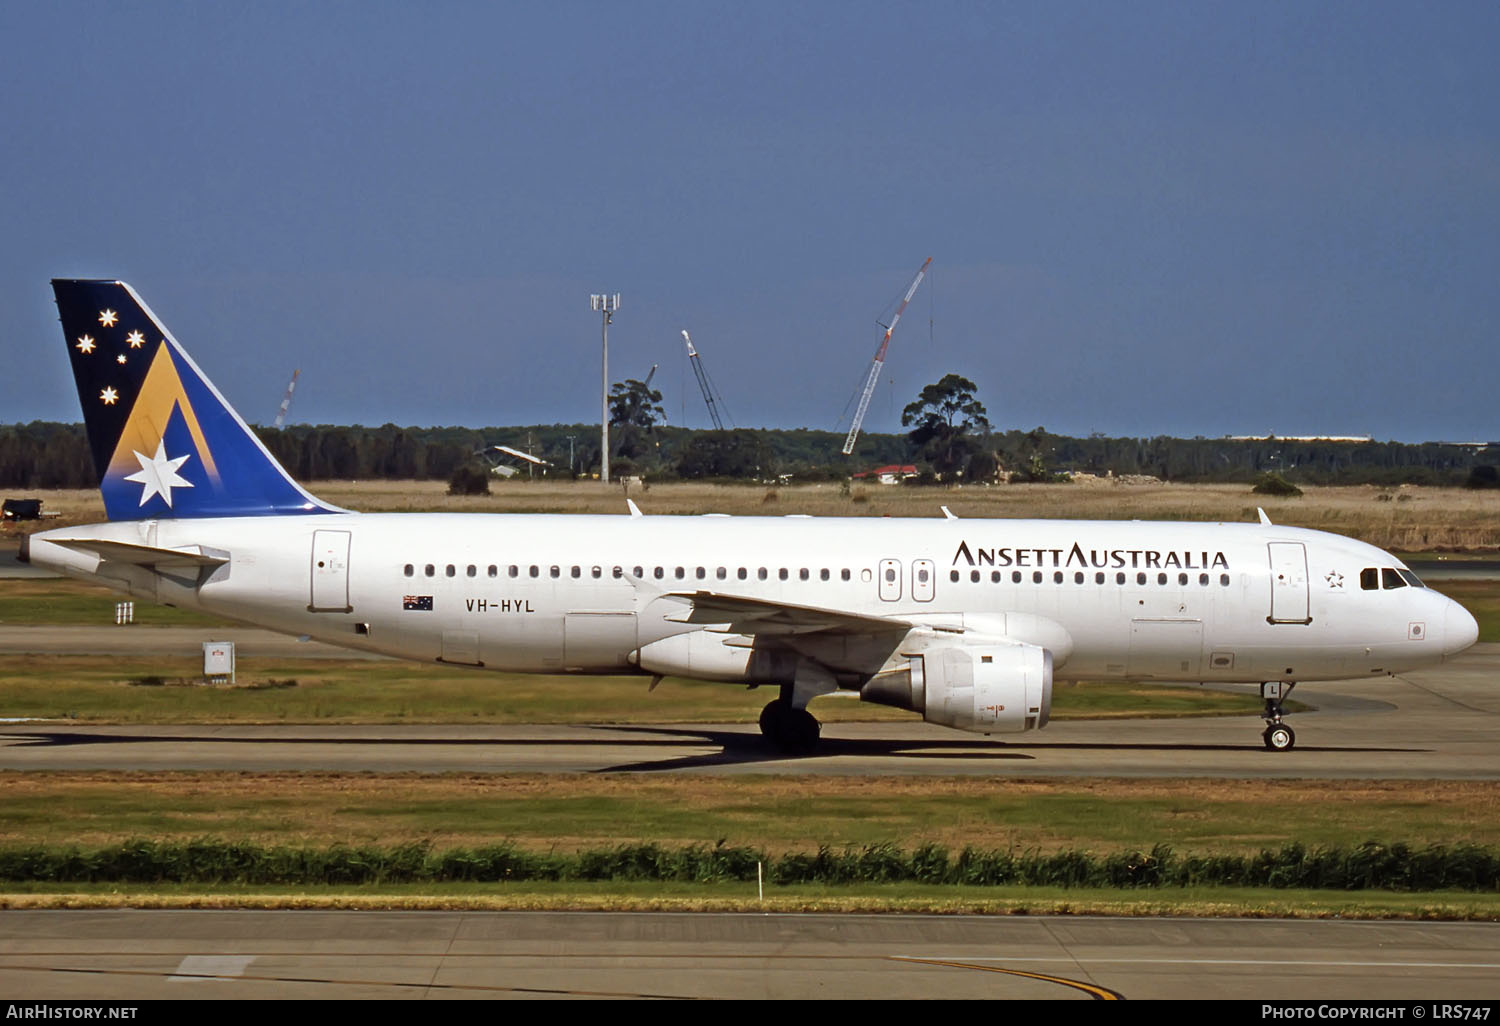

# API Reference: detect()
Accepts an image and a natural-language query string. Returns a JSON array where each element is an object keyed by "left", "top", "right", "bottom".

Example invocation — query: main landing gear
[
  {"left": 759, "top": 689, "right": 822, "bottom": 754},
  {"left": 1261, "top": 681, "right": 1297, "bottom": 752}
]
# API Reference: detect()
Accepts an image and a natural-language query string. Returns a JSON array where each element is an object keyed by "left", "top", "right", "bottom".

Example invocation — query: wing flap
[{"left": 660, "top": 590, "right": 914, "bottom": 636}]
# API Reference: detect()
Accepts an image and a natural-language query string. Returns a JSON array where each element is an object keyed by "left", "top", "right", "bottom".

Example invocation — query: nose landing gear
[{"left": 1261, "top": 681, "right": 1297, "bottom": 751}]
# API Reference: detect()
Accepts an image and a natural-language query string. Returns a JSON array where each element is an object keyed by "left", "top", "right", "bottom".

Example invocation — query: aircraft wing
[
  {"left": 660, "top": 590, "right": 916, "bottom": 637},
  {"left": 46, "top": 538, "right": 229, "bottom": 569}
]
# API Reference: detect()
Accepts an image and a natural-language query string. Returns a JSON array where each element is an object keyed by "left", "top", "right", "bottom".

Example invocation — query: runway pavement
[
  {"left": 3, "top": 910, "right": 1499, "bottom": 1000},
  {"left": 1, "top": 644, "right": 1495, "bottom": 778}
]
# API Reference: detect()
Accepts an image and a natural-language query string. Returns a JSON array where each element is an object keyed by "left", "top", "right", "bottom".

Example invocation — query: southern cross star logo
[
  {"left": 98, "top": 309, "right": 118, "bottom": 327},
  {"left": 1326, "top": 571, "right": 1344, "bottom": 589},
  {"left": 126, "top": 331, "right": 145, "bottom": 348},
  {"left": 76, "top": 335, "right": 95, "bottom": 354},
  {"left": 99, "top": 387, "right": 118, "bottom": 405},
  {"left": 123, "top": 440, "right": 194, "bottom": 507}
]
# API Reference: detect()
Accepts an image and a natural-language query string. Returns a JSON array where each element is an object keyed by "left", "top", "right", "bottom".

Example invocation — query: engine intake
[{"left": 861, "top": 641, "right": 1053, "bottom": 734}]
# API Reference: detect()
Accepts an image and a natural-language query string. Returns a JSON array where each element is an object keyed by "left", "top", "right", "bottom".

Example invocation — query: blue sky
[{"left": 2, "top": 1, "right": 1496, "bottom": 442}]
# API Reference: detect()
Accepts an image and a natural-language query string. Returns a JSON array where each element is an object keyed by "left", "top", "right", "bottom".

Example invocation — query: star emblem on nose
[{"left": 1326, "top": 571, "right": 1344, "bottom": 589}]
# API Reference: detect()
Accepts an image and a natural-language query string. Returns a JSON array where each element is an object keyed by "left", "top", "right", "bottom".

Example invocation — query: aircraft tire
[
  {"left": 760, "top": 699, "right": 820, "bottom": 753},
  {"left": 759, "top": 699, "right": 787, "bottom": 739},
  {"left": 1263, "top": 724, "right": 1295, "bottom": 752}
]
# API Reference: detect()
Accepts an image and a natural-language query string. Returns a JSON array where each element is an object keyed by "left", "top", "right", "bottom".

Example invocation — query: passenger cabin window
[
  {"left": 950, "top": 570, "right": 960, "bottom": 583},
  {"left": 488, "top": 565, "right": 498, "bottom": 578},
  {"left": 509, "top": 565, "right": 519, "bottom": 578},
  {"left": 425, "top": 564, "right": 435, "bottom": 577},
  {"left": 445, "top": 565, "right": 456, "bottom": 577},
  {"left": 570, "top": 566, "right": 580, "bottom": 578},
  {"left": 403, "top": 564, "right": 414, "bottom": 577},
  {"left": 466, "top": 565, "right": 476, "bottom": 577}
]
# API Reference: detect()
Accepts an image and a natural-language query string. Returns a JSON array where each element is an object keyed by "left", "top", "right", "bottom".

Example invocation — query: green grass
[
  {"left": 3, "top": 774, "right": 1496, "bottom": 854},
  {"left": 3, "top": 880, "right": 1497, "bottom": 919},
  {"left": 0, "top": 580, "right": 230, "bottom": 627}
]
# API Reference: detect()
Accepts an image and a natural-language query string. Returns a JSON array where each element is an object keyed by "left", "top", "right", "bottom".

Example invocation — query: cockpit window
[
  {"left": 1381, "top": 567, "right": 1407, "bottom": 590},
  {"left": 1360, "top": 568, "right": 1378, "bottom": 590},
  {"left": 1397, "top": 569, "right": 1426, "bottom": 588}
]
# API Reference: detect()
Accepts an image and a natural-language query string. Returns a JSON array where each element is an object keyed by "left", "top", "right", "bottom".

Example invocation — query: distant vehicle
[
  {"left": 25, "top": 279, "right": 1480, "bottom": 754},
  {"left": 2, "top": 499, "right": 43, "bottom": 522}
]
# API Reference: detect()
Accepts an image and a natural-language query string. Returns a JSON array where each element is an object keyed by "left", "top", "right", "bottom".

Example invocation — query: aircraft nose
[{"left": 1443, "top": 599, "right": 1479, "bottom": 658}]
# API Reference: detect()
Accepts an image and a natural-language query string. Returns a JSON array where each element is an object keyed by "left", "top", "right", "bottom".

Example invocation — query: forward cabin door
[
  {"left": 1267, "top": 542, "right": 1312, "bottom": 624},
  {"left": 309, "top": 530, "right": 351, "bottom": 612}
]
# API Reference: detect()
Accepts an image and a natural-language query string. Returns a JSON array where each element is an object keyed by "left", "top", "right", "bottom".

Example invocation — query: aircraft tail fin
[{"left": 51, "top": 279, "right": 344, "bottom": 520}]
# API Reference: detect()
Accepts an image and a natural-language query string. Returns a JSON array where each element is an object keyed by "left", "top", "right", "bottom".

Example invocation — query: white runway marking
[{"left": 168, "top": 954, "right": 256, "bottom": 981}]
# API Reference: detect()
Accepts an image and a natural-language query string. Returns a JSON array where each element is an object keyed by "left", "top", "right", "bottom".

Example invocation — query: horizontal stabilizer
[{"left": 47, "top": 538, "right": 229, "bottom": 568}]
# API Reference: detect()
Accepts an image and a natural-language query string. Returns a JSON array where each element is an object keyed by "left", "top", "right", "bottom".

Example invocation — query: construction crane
[
  {"left": 841, "top": 257, "right": 932, "bottom": 455},
  {"left": 272, "top": 369, "right": 300, "bottom": 429},
  {"left": 682, "top": 330, "right": 731, "bottom": 431}
]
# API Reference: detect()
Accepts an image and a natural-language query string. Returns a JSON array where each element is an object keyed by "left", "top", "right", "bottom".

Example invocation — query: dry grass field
[{"left": 11, "top": 478, "right": 1498, "bottom": 551}]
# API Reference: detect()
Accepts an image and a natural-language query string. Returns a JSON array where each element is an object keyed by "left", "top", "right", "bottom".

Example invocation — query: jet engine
[{"left": 860, "top": 640, "right": 1053, "bottom": 734}]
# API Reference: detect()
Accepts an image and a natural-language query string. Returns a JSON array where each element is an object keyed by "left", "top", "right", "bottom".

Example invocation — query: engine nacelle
[{"left": 861, "top": 641, "right": 1053, "bottom": 734}]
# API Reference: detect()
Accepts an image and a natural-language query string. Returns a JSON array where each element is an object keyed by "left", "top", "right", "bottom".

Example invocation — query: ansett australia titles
[{"left": 953, "top": 541, "right": 1230, "bottom": 571}]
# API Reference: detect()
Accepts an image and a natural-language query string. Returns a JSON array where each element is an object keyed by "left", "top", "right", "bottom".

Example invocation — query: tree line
[{"left": 2, "top": 372, "right": 1495, "bottom": 489}]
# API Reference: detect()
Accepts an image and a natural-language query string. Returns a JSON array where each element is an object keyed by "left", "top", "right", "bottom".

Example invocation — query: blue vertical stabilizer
[{"left": 52, "top": 279, "right": 344, "bottom": 520}]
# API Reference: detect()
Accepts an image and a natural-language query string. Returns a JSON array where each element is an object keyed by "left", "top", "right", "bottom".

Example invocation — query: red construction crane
[{"left": 842, "top": 257, "right": 931, "bottom": 456}]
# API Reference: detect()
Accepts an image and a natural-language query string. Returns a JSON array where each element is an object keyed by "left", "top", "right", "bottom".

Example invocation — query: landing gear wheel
[
  {"left": 758, "top": 699, "right": 821, "bottom": 754},
  {"left": 1260, "top": 681, "right": 1298, "bottom": 752},
  {"left": 1263, "top": 724, "right": 1295, "bottom": 752}
]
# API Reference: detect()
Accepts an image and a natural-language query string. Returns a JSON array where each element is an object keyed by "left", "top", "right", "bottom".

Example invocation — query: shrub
[
  {"left": 1251, "top": 472, "right": 1302, "bottom": 497},
  {"left": 447, "top": 462, "right": 491, "bottom": 496},
  {"left": 1464, "top": 466, "right": 1500, "bottom": 490}
]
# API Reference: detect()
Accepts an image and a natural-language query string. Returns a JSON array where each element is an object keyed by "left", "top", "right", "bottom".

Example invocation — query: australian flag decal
[{"left": 402, "top": 595, "right": 433, "bottom": 611}]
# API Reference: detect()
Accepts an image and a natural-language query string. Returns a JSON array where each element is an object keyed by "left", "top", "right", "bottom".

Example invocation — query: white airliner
[{"left": 24, "top": 280, "right": 1479, "bottom": 753}]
